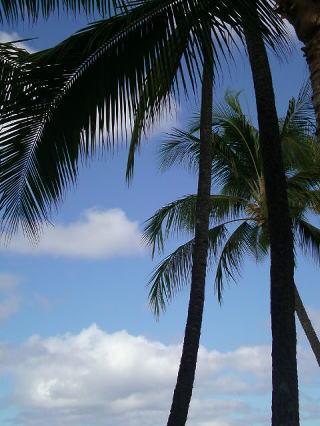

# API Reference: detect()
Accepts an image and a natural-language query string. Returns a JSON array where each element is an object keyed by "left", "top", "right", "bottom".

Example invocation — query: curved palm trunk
[
  {"left": 244, "top": 12, "right": 300, "bottom": 426},
  {"left": 277, "top": 1, "right": 320, "bottom": 139},
  {"left": 295, "top": 284, "right": 320, "bottom": 367},
  {"left": 166, "top": 37, "right": 214, "bottom": 426},
  {"left": 304, "top": 33, "right": 320, "bottom": 141}
]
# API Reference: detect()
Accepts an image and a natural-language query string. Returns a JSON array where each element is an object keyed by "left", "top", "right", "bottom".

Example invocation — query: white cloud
[
  {"left": 0, "top": 325, "right": 318, "bottom": 426},
  {"left": 0, "top": 273, "right": 22, "bottom": 321},
  {"left": 0, "top": 31, "right": 35, "bottom": 53},
  {"left": 2, "top": 209, "right": 144, "bottom": 259}
]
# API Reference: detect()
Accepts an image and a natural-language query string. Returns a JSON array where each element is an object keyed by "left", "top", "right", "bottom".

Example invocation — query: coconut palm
[
  {"left": 0, "top": 3, "right": 286, "bottom": 424},
  {"left": 144, "top": 88, "right": 320, "bottom": 368},
  {"left": 244, "top": 10, "right": 299, "bottom": 423},
  {"left": 276, "top": 0, "right": 320, "bottom": 140}
]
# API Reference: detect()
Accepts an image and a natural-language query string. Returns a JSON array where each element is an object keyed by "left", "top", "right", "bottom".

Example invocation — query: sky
[{"left": 0, "top": 8, "right": 319, "bottom": 426}]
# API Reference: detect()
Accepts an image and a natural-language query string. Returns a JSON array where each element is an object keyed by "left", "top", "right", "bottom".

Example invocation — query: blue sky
[{"left": 0, "top": 10, "right": 319, "bottom": 426}]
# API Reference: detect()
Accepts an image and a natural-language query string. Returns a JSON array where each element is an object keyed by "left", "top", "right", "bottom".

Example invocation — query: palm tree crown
[{"left": 144, "top": 86, "right": 320, "bottom": 314}]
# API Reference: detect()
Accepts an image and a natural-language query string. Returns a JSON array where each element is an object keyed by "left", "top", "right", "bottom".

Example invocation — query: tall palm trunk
[
  {"left": 277, "top": 0, "right": 320, "bottom": 139},
  {"left": 295, "top": 284, "right": 320, "bottom": 367},
  {"left": 166, "top": 35, "right": 214, "bottom": 426},
  {"left": 244, "top": 12, "right": 300, "bottom": 426}
]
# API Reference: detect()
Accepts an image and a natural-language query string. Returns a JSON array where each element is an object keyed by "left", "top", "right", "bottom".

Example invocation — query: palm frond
[
  {"left": 143, "top": 195, "right": 198, "bottom": 255},
  {"left": 294, "top": 219, "right": 320, "bottom": 263},
  {"left": 288, "top": 182, "right": 320, "bottom": 217},
  {"left": 1, "top": 2, "right": 198, "bottom": 236},
  {"left": 0, "top": 0, "right": 123, "bottom": 22},
  {"left": 148, "top": 239, "right": 194, "bottom": 317},
  {"left": 143, "top": 194, "right": 248, "bottom": 255},
  {"left": 159, "top": 129, "right": 202, "bottom": 173},
  {"left": 148, "top": 223, "right": 228, "bottom": 316},
  {"left": 125, "top": 16, "right": 194, "bottom": 180},
  {"left": 280, "top": 81, "right": 316, "bottom": 139},
  {"left": 214, "top": 221, "right": 266, "bottom": 302},
  {"left": 0, "top": 42, "right": 30, "bottom": 105}
]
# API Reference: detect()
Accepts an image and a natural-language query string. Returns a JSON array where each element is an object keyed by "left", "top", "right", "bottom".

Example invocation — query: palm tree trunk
[
  {"left": 303, "top": 33, "right": 320, "bottom": 141},
  {"left": 244, "top": 11, "right": 300, "bottom": 426},
  {"left": 166, "top": 34, "right": 214, "bottom": 426},
  {"left": 276, "top": 1, "right": 320, "bottom": 140},
  {"left": 295, "top": 284, "right": 320, "bottom": 367}
]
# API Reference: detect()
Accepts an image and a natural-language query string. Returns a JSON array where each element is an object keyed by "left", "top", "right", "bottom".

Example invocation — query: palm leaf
[
  {"left": 159, "top": 129, "right": 203, "bottom": 173},
  {"left": 0, "top": 0, "right": 124, "bottom": 22},
  {"left": 214, "top": 221, "right": 268, "bottom": 301},
  {"left": 143, "top": 194, "right": 248, "bottom": 255},
  {"left": 294, "top": 219, "right": 320, "bottom": 263},
  {"left": 148, "top": 223, "right": 228, "bottom": 316},
  {"left": 280, "top": 80, "right": 315, "bottom": 139}
]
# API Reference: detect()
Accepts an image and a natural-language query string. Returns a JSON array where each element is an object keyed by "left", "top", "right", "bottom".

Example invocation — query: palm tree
[
  {"left": 244, "top": 9, "right": 300, "bottom": 422},
  {"left": 144, "top": 88, "right": 320, "bottom": 364},
  {"left": 276, "top": 0, "right": 320, "bottom": 140},
  {"left": 0, "top": 3, "right": 286, "bottom": 424}
]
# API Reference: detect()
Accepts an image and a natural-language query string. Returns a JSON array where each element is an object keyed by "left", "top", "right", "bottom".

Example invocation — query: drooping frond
[
  {"left": 148, "top": 239, "right": 194, "bottom": 317},
  {"left": 294, "top": 219, "right": 320, "bottom": 263},
  {"left": 125, "top": 18, "right": 194, "bottom": 180},
  {"left": 148, "top": 223, "right": 228, "bottom": 316},
  {"left": 214, "top": 221, "right": 268, "bottom": 302},
  {"left": 1, "top": 2, "right": 202, "bottom": 236}
]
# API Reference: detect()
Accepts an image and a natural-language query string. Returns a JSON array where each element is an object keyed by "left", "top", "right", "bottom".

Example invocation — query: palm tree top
[{"left": 144, "top": 85, "right": 320, "bottom": 315}]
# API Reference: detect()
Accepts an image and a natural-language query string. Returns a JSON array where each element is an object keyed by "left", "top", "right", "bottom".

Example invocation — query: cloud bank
[{"left": 0, "top": 325, "right": 318, "bottom": 426}]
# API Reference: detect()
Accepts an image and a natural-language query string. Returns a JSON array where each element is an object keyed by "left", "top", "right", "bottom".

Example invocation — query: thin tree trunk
[
  {"left": 303, "top": 32, "right": 320, "bottom": 141},
  {"left": 166, "top": 32, "right": 214, "bottom": 426},
  {"left": 295, "top": 284, "right": 320, "bottom": 367},
  {"left": 244, "top": 11, "right": 300, "bottom": 426}
]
